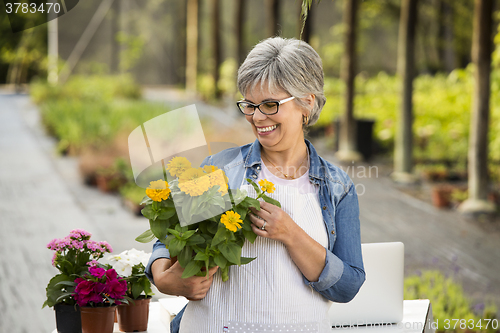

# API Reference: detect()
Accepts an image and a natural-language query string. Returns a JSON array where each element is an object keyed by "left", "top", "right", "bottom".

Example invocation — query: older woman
[{"left": 146, "top": 37, "right": 365, "bottom": 333}]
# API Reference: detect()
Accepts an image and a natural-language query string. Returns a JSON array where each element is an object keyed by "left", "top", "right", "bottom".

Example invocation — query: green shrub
[
  {"left": 405, "top": 270, "right": 498, "bottom": 333},
  {"left": 317, "top": 67, "right": 500, "bottom": 169},
  {"left": 39, "top": 98, "right": 172, "bottom": 154},
  {"left": 30, "top": 74, "right": 142, "bottom": 104}
]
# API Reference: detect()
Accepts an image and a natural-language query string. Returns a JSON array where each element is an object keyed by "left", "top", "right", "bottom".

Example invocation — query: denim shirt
[{"left": 145, "top": 139, "right": 365, "bottom": 333}]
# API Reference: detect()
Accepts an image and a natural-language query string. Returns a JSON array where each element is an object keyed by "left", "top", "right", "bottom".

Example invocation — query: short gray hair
[{"left": 237, "top": 37, "right": 326, "bottom": 127}]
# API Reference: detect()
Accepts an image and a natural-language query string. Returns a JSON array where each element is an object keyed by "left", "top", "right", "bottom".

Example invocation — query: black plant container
[{"left": 54, "top": 303, "right": 82, "bottom": 333}]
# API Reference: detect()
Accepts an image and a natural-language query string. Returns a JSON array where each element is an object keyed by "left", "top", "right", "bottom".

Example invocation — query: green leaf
[
  {"left": 243, "top": 228, "right": 258, "bottom": 244},
  {"left": 166, "top": 228, "right": 180, "bottom": 237},
  {"left": 212, "top": 227, "right": 228, "bottom": 247},
  {"left": 207, "top": 221, "right": 219, "bottom": 234},
  {"left": 55, "top": 292, "right": 75, "bottom": 304},
  {"left": 246, "top": 178, "right": 262, "bottom": 195},
  {"left": 181, "top": 196, "right": 193, "bottom": 224},
  {"left": 243, "top": 197, "right": 261, "bottom": 210},
  {"left": 219, "top": 243, "right": 241, "bottom": 265},
  {"left": 194, "top": 252, "right": 209, "bottom": 261},
  {"left": 177, "top": 245, "right": 193, "bottom": 268},
  {"left": 181, "top": 260, "right": 203, "bottom": 279},
  {"left": 240, "top": 256, "right": 256, "bottom": 265},
  {"left": 140, "top": 195, "right": 153, "bottom": 205},
  {"left": 158, "top": 207, "right": 176, "bottom": 220},
  {"left": 43, "top": 274, "right": 73, "bottom": 308},
  {"left": 186, "top": 234, "right": 205, "bottom": 246},
  {"left": 141, "top": 277, "right": 153, "bottom": 297},
  {"left": 233, "top": 206, "right": 247, "bottom": 221},
  {"left": 214, "top": 253, "right": 228, "bottom": 269},
  {"left": 181, "top": 230, "right": 196, "bottom": 240},
  {"left": 168, "top": 238, "right": 186, "bottom": 257},
  {"left": 135, "top": 229, "right": 155, "bottom": 243},
  {"left": 261, "top": 194, "right": 281, "bottom": 208},
  {"left": 221, "top": 266, "right": 230, "bottom": 282},
  {"left": 131, "top": 282, "right": 144, "bottom": 300},
  {"left": 150, "top": 219, "right": 168, "bottom": 240},
  {"left": 55, "top": 280, "right": 77, "bottom": 287},
  {"left": 161, "top": 234, "right": 175, "bottom": 247},
  {"left": 141, "top": 205, "right": 155, "bottom": 220}
]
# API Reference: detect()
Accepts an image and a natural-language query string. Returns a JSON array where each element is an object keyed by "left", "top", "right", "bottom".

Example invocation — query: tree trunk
[
  {"left": 212, "top": 0, "right": 221, "bottom": 99},
  {"left": 392, "top": 0, "right": 418, "bottom": 183},
  {"left": 186, "top": 0, "right": 198, "bottom": 94},
  {"left": 459, "top": 0, "right": 496, "bottom": 214},
  {"left": 335, "top": 0, "right": 362, "bottom": 162},
  {"left": 48, "top": 10, "right": 58, "bottom": 85},
  {"left": 110, "top": 0, "right": 119, "bottom": 74},
  {"left": 268, "top": 0, "right": 280, "bottom": 37},
  {"left": 236, "top": 0, "right": 246, "bottom": 65},
  {"left": 301, "top": 0, "right": 314, "bottom": 43},
  {"left": 437, "top": 0, "right": 455, "bottom": 72}
]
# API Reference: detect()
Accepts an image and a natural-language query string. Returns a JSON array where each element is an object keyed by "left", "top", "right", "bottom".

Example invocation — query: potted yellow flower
[{"left": 136, "top": 157, "right": 279, "bottom": 281}]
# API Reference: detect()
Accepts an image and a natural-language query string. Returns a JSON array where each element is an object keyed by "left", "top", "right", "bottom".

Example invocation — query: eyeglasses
[{"left": 236, "top": 96, "right": 295, "bottom": 116}]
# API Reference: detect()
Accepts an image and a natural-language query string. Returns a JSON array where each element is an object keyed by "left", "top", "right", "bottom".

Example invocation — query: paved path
[
  {"left": 0, "top": 92, "right": 156, "bottom": 333},
  {"left": 1, "top": 90, "right": 499, "bottom": 332}
]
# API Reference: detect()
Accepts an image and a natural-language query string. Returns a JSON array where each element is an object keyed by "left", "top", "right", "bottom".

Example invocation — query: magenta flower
[
  {"left": 105, "top": 277, "right": 127, "bottom": 299},
  {"left": 89, "top": 266, "right": 106, "bottom": 278},
  {"left": 106, "top": 268, "right": 118, "bottom": 281},
  {"left": 73, "top": 268, "right": 126, "bottom": 307}
]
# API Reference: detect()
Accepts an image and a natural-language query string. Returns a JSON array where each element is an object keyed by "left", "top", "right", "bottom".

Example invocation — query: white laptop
[{"left": 329, "top": 242, "right": 404, "bottom": 328}]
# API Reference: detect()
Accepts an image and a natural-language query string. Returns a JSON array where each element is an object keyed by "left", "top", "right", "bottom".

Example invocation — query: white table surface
[{"left": 52, "top": 299, "right": 433, "bottom": 333}]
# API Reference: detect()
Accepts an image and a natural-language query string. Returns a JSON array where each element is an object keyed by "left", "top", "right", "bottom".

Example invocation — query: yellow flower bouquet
[{"left": 135, "top": 157, "right": 280, "bottom": 282}]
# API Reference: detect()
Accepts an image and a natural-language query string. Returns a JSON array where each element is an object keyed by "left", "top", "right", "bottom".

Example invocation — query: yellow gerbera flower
[
  {"left": 202, "top": 165, "right": 219, "bottom": 174},
  {"left": 220, "top": 211, "right": 243, "bottom": 232},
  {"left": 207, "top": 170, "right": 228, "bottom": 195},
  {"left": 145, "top": 180, "right": 171, "bottom": 202},
  {"left": 167, "top": 156, "right": 192, "bottom": 177},
  {"left": 178, "top": 168, "right": 205, "bottom": 182},
  {"left": 258, "top": 179, "right": 275, "bottom": 193},
  {"left": 178, "top": 168, "right": 211, "bottom": 196}
]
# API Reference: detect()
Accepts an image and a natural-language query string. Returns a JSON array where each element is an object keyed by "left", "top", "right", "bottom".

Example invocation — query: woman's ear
[{"left": 303, "top": 94, "right": 315, "bottom": 115}]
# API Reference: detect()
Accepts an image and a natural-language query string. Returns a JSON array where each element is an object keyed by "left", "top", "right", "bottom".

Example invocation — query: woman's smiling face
[{"left": 244, "top": 86, "right": 306, "bottom": 152}]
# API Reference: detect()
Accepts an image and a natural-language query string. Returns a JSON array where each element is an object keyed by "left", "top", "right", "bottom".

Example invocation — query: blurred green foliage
[
  {"left": 29, "top": 75, "right": 171, "bottom": 154},
  {"left": 316, "top": 67, "right": 500, "bottom": 167},
  {"left": 30, "top": 74, "right": 141, "bottom": 104},
  {"left": 405, "top": 270, "right": 498, "bottom": 333},
  {"left": 120, "top": 183, "right": 147, "bottom": 205}
]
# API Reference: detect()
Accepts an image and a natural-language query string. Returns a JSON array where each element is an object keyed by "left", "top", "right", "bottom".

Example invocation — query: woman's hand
[
  {"left": 249, "top": 200, "right": 326, "bottom": 282},
  {"left": 248, "top": 201, "right": 299, "bottom": 245},
  {"left": 151, "top": 258, "right": 219, "bottom": 301}
]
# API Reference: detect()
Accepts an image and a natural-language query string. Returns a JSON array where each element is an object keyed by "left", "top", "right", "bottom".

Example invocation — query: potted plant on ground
[
  {"left": 103, "top": 249, "right": 154, "bottom": 332},
  {"left": 43, "top": 229, "right": 113, "bottom": 333},
  {"left": 70, "top": 266, "right": 128, "bottom": 333},
  {"left": 119, "top": 183, "right": 147, "bottom": 216}
]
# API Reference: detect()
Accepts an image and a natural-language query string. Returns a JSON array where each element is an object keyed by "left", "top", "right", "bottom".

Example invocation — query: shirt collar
[{"left": 244, "top": 139, "right": 324, "bottom": 182}]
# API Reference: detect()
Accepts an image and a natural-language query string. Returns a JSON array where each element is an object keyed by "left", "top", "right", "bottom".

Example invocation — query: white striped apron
[{"left": 179, "top": 168, "right": 331, "bottom": 333}]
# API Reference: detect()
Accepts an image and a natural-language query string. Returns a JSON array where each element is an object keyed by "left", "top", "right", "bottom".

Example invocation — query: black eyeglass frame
[{"left": 236, "top": 96, "right": 295, "bottom": 116}]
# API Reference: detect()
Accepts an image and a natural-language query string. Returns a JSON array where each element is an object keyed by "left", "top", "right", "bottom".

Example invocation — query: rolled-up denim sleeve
[
  {"left": 304, "top": 183, "right": 365, "bottom": 303},
  {"left": 145, "top": 240, "right": 171, "bottom": 285}
]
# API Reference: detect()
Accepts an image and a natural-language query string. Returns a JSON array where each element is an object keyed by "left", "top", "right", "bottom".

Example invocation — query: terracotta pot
[
  {"left": 54, "top": 303, "right": 82, "bottom": 333},
  {"left": 95, "top": 173, "right": 126, "bottom": 193},
  {"left": 80, "top": 305, "right": 116, "bottom": 333},
  {"left": 488, "top": 191, "right": 500, "bottom": 205},
  {"left": 117, "top": 297, "right": 151, "bottom": 332},
  {"left": 432, "top": 185, "right": 452, "bottom": 208}
]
